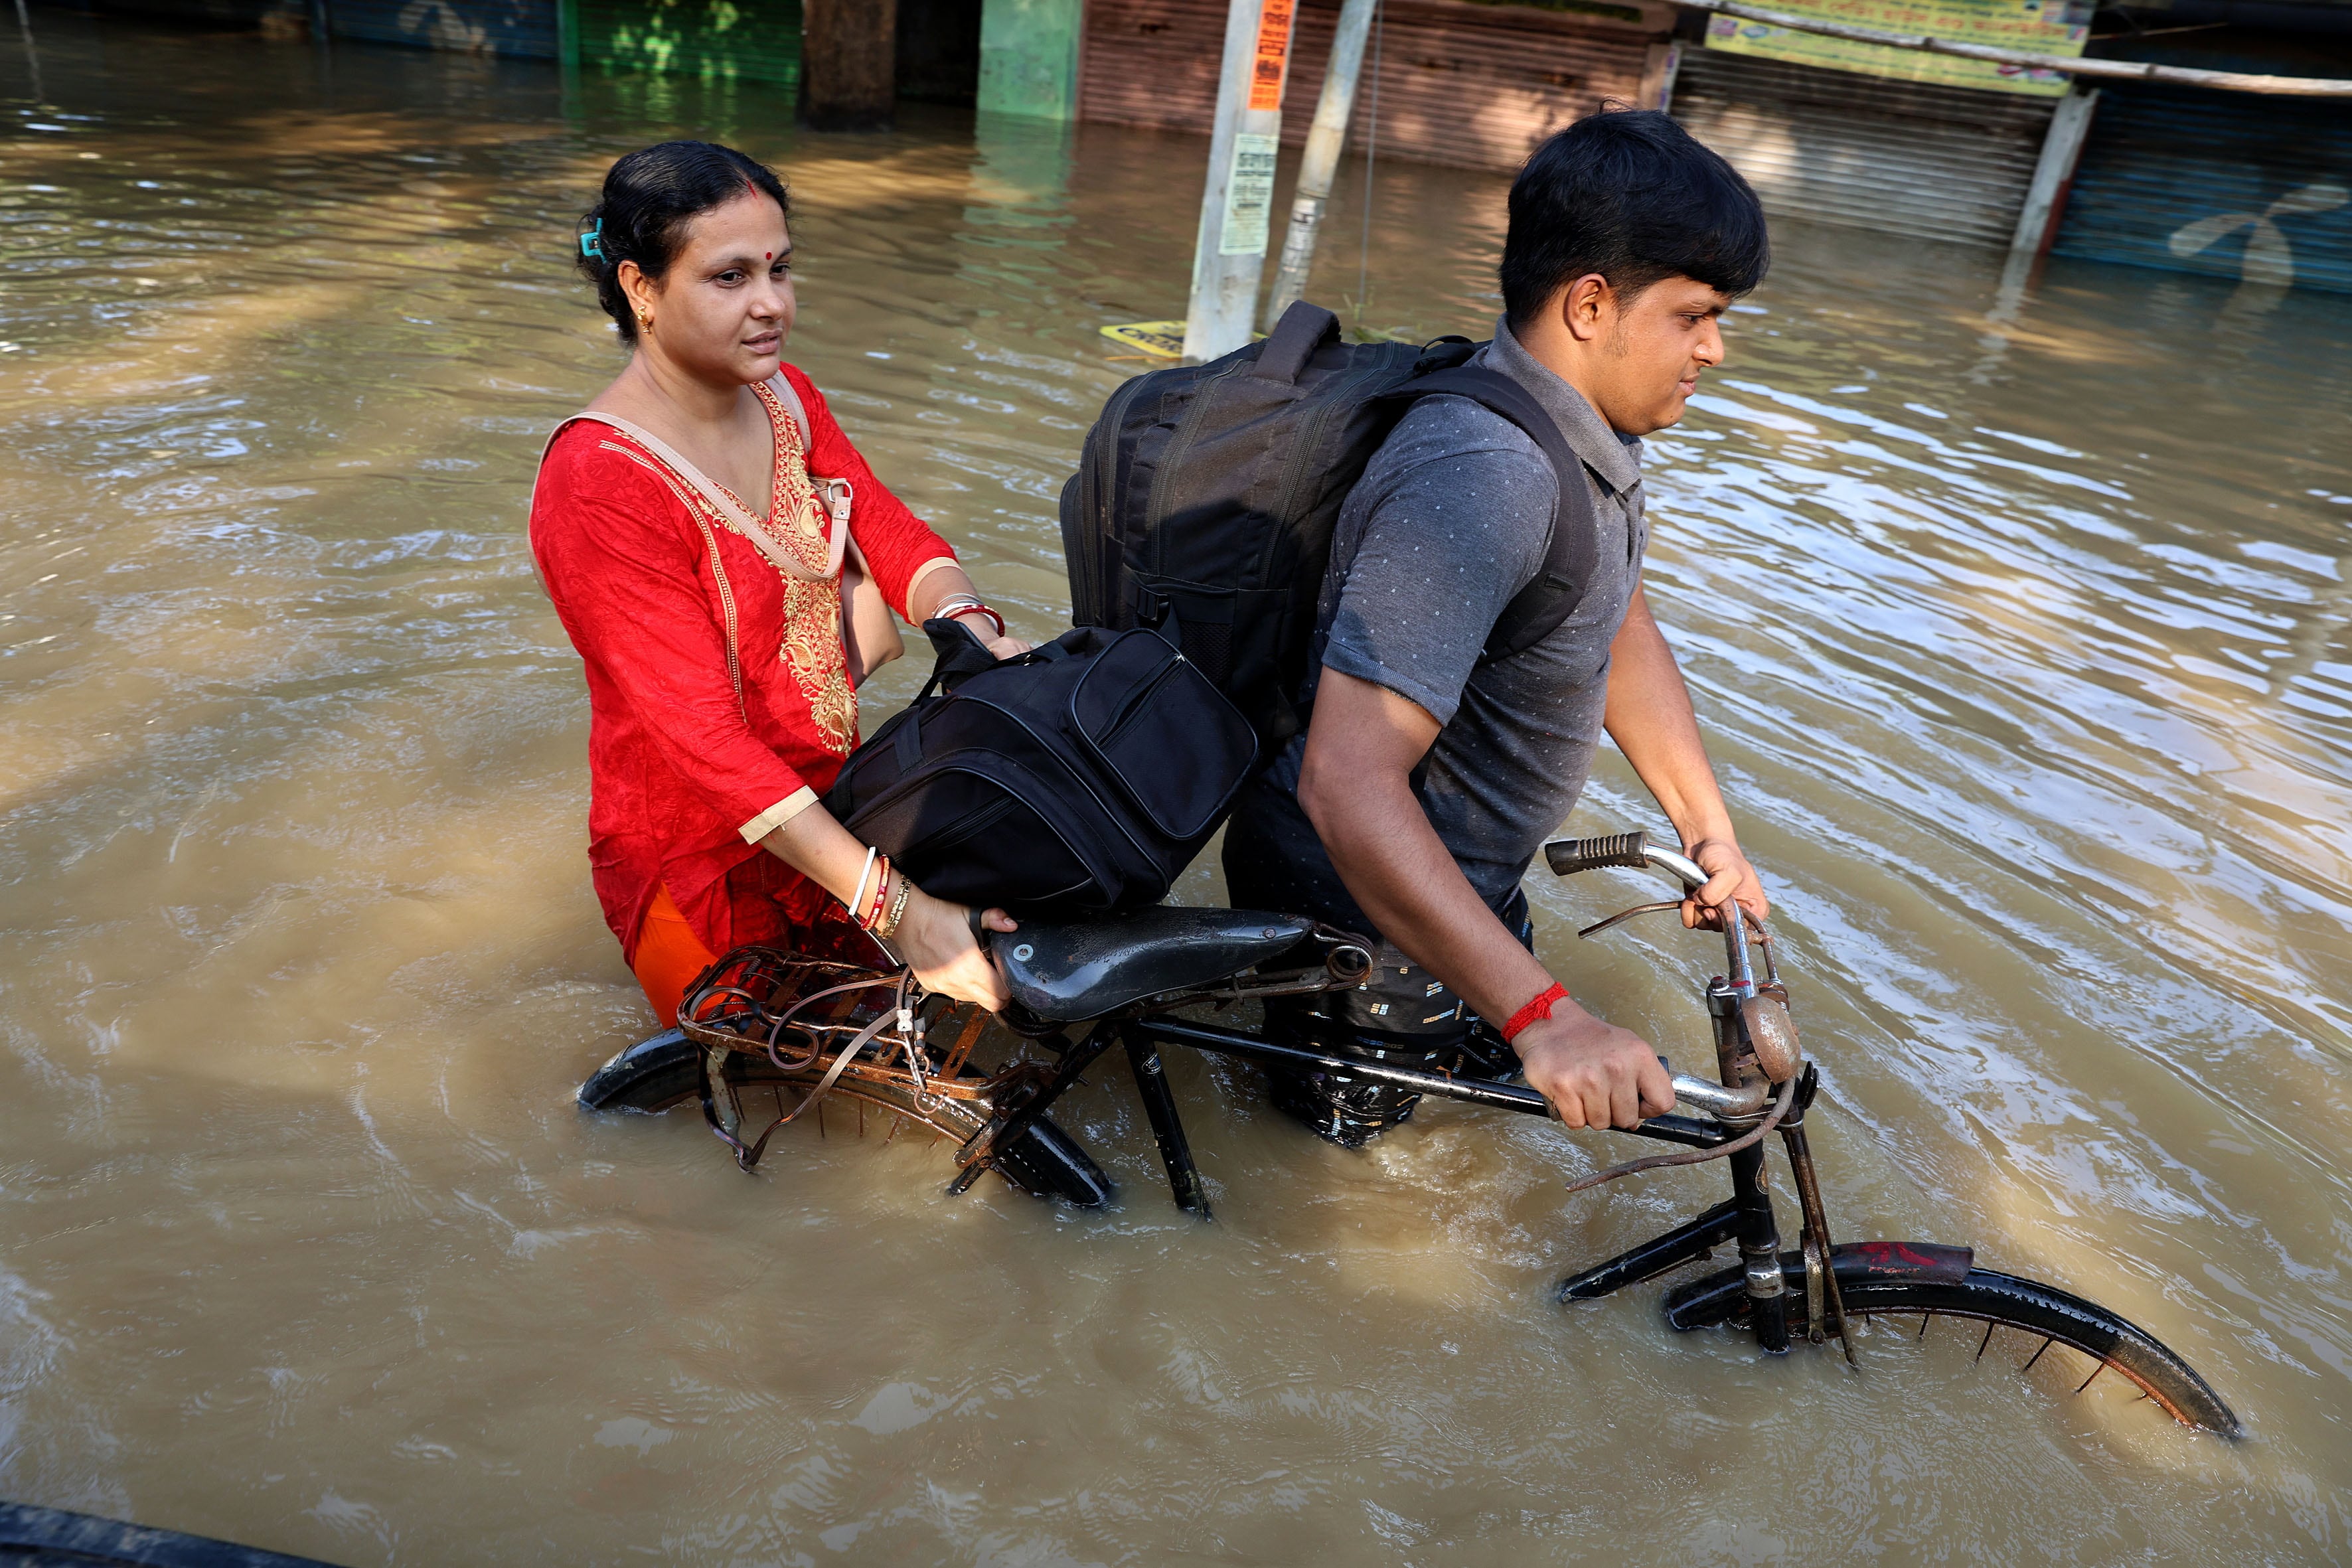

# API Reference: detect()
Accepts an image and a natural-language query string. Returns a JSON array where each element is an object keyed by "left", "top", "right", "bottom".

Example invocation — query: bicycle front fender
[{"left": 1662, "top": 1241, "right": 1975, "bottom": 1328}]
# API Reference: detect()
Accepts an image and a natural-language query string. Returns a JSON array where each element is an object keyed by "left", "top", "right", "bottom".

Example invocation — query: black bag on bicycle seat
[
  {"left": 822, "top": 619, "right": 1256, "bottom": 917},
  {"left": 1059, "top": 298, "right": 1599, "bottom": 751}
]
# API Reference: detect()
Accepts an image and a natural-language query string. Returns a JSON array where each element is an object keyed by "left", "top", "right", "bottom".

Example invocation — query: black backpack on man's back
[
  {"left": 826, "top": 301, "right": 1602, "bottom": 923},
  {"left": 1060, "top": 299, "right": 1599, "bottom": 752}
]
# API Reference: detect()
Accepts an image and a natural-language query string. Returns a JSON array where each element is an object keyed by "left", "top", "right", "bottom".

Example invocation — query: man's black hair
[
  {"left": 1501, "top": 107, "right": 1768, "bottom": 327},
  {"left": 576, "top": 140, "right": 791, "bottom": 346}
]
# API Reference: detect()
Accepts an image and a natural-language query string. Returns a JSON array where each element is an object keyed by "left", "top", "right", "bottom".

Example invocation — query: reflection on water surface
[{"left": 2, "top": 15, "right": 2349, "bottom": 1565}]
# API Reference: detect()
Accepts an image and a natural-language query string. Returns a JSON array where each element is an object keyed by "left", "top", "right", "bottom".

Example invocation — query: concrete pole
[
  {"left": 1263, "top": 0, "right": 1376, "bottom": 328},
  {"left": 804, "top": 0, "right": 897, "bottom": 132},
  {"left": 2009, "top": 86, "right": 2100, "bottom": 256},
  {"left": 1183, "top": 0, "right": 1297, "bottom": 362}
]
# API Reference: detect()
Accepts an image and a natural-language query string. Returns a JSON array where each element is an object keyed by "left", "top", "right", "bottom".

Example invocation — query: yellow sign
[
  {"left": 1703, "top": 0, "right": 2090, "bottom": 97},
  {"left": 1100, "top": 321, "right": 1187, "bottom": 358}
]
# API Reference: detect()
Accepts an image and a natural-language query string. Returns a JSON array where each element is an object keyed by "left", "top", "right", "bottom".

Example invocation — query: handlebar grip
[{"left": 1543, "top": 830, "right": 1650, "bottom": 878}]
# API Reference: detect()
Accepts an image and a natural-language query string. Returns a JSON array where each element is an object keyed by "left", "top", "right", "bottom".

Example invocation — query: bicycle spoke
[
  {"left": 1976, "top": 1320, "right": 1997, "bottom": 1363},
  {"left": 2021, "top": 1336, "right": 2055, "bottom": 1372},
  {"left": 1918, "top": 1312, "right": 1932, "bottom": 1340},
  {"left": 2076, "top": 1362, "right": 2106, "bottom": 1395}
]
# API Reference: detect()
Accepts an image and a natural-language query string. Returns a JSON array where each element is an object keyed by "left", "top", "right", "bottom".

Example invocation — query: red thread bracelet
[{"left": 1501, "top": 981, "right": 1569, "bottom": 1044}]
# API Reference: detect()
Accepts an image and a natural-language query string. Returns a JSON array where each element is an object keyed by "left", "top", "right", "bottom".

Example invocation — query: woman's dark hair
[
  {"left": 1500, "top": 107, "right": 1768, "bottom": 327},
  {"left": 575, "top": 140, "right": 790, "bottom": 344}
]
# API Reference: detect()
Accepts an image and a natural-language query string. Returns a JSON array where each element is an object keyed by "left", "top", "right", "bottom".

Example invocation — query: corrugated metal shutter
[
  {"left": 1081, "top": 0, "right": 1662, "bottom": 175},
  {"left": 2053, "top": 85, "right": 2352, "bottom": 295},
  {"left": 329, "top": 0, "right": 558, "bottom": 57},
  {"left": 1671, "top": 48, "right": 2057, "bottom": 248}
]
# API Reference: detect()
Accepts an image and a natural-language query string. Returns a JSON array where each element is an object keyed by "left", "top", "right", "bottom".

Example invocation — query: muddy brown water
[{"left": 3, "top": 15, "right": 2350, "bottom": 1565}]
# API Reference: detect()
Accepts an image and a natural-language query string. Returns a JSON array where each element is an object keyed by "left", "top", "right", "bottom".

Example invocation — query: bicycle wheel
[
  {"left": 580, "top": 1029, "right": 1114, "bottom": 1208},
  {"left": 1662, "top": 1249, "right": 2240, "bottom": 1435}
]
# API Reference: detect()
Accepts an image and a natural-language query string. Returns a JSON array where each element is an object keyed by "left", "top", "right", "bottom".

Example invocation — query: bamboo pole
[
  {"left": 1683, "top": 0, "right": 2352, "bottom": 96},
  {"left": 1264, "top": 0, "right": 1378, "bottom": 329}
]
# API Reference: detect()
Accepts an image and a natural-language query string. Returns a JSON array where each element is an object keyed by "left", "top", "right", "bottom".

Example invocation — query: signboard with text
[{"left": 1703, "top": 0, "right": 2092, "bottom": 96}]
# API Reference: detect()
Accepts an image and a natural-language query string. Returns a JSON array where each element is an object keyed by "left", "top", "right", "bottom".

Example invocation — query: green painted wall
[
  {"left": 977, "top": 0, "right": 1081, "bottom": 120},
  {"left": 571, "top": 0, "right": 803, "bottom": 86}
]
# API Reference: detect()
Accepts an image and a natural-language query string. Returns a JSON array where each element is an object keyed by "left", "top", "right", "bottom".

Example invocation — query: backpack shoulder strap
[{"left": 1379, "top": 362, "right": 1601, "bottom": 666}]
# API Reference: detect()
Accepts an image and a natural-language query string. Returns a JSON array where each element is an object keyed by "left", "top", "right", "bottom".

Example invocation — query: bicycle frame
[
  {"left": 641, "top": 832, "right": 2240, "bottom": 1430},
  {"left": 945, "top": 828, "right": 1832, "bottom": 1354}
]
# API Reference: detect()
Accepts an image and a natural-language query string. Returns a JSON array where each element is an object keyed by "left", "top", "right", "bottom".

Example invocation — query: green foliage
[{"left": 577, "top": 0, "right": 803, "bottom": 86}]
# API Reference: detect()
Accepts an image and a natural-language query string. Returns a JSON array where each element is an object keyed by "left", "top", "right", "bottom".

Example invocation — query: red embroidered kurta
[{"left": 530, "top": 363, "right": 956, "bottom": 963}]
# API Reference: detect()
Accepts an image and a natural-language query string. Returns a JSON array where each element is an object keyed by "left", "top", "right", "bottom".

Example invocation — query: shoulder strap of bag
[
  {"left": 547, "top": 387, "right": 848, "bottom": 584},
  {"left": 535, "top": 412, "right": 751, "bottom": 718},
  {"left": 1377, "top": 362, "right": 1602, "bottom": 665},
  {"left": 528, "top": 373, "right": 843, "bottom": 718},
  {"left": 767, "top": 368, "right": 813, "bottom": 449}
]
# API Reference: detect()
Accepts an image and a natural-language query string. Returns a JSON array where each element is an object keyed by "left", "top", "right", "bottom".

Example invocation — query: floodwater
[{"left": 3, "top": 13, "right": 2349, "bottom": 1564}]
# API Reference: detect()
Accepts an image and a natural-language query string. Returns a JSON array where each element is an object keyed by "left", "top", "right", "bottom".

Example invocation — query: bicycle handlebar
[
  {"left": 1541, "top": 826, "right": 1803, "bottom": 1085},
  {"left": 1670, "top": 1072, "right": 1768, "bottom": 1117},
  {"left": 1543, "top": 828, "right": 1755, "bottom": 988},
  {"left": 1542, "top": 830, "right": 1706, "bottom": 893}
]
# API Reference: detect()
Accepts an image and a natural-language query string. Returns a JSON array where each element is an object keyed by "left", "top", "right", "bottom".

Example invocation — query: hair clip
[{"left": 580, "top": 220, "right": 604, "bottom": 260}]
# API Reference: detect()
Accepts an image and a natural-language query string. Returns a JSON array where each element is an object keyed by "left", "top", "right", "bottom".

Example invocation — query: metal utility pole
[
  {"left": 1182, "top": 0, "right": 1297, "bottom": 362},
  {"left": 1265, "top": 0, "right": 1375, "bottom": 327}
]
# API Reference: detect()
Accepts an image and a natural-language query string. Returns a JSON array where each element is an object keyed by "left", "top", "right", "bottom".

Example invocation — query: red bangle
[
  {"left": 858, "top": 855, "right": 893, "bottom": 931},
  {"left": 1501, "top": 982, "right": 1569, "bottom": 1045},
  {"left": 946, "top": 602, "right": 1006, "bottom": 639}
]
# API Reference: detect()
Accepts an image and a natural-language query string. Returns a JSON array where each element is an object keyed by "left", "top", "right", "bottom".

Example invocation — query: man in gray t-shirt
[{"left": 1224, "top": 108, "right": 1774, "bottom": 1145}]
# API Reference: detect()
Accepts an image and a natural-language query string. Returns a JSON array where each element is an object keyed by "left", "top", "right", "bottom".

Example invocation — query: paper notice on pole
[
  {"left": 1219, "top": 133, "right": 1280, "bottom": 256},
  {"left": 1248, "top": 0, "right": 1298, "bottom": 112}
]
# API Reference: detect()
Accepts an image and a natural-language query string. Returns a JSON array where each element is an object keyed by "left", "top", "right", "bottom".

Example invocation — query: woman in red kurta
[{"left": 531, "top": 141, "right": 1024, "bottom": 1022}]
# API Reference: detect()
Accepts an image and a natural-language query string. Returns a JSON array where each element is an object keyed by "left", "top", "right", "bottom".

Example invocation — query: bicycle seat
[{"left": 996, "top": 906, "right": 1315, "bottom": 1024}]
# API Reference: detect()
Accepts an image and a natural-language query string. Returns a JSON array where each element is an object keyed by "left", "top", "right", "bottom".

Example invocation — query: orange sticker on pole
[{"left": 1247, "top": 0, "right": 1298, "bottom": 112}]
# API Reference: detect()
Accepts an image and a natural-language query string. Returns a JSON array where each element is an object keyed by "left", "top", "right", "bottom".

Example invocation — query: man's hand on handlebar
[
  {"left": 1680, "top": 836, "right": 1769, "bottom": 933},
  {"left": 1513, "top": 1004, "right": 1677, "bottom": 1130},
  {"left": 896, "top": 890, "right": 1016, "bottom": 1012}
]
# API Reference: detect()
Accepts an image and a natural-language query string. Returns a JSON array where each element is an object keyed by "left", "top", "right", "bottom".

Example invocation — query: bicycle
[{"left": 578, "top": 829, "right": 2240, "bottom": 1436}]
